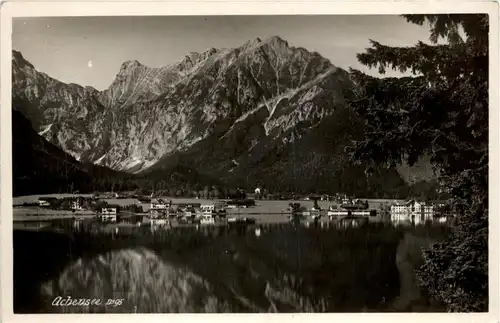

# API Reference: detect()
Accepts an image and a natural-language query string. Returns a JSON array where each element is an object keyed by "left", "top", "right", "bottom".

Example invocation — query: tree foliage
[{"left": 347, "top": 14, "right": 488, "bottom": 311}]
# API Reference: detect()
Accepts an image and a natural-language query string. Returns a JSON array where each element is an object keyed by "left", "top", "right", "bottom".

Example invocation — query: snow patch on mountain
[
  {"left": 117, "top": 156, "right": 145, "bottom": 172},
  {"left": 38, "top": 123, "right": 53, "bottom": 136},
  {"left": 95, "top": 154, "right": 107, "bottom": 165}
]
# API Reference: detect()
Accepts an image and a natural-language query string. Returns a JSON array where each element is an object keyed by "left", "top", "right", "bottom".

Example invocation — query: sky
[{"left": 12, "top": 15, "right": 433, "bottom": 91}]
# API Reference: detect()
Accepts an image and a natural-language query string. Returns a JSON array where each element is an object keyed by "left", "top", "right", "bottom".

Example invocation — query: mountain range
[{"left": 11, "top": 36, "right": 436, "bottom": 197}]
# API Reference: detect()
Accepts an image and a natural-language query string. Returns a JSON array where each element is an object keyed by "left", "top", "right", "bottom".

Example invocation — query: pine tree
[{"left": 347, "top": 14, "right": 488, "bottom": 311}]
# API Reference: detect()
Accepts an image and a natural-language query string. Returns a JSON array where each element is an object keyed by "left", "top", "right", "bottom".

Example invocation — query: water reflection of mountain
[{"left": 14, "top": 222, "right": 448, "bottom": 313}]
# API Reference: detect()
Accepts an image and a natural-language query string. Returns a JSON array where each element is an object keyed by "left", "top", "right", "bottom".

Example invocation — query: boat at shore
[
  {"left": 327, "top": 203, "right": 376, "bottom": 218},
  {"left": 227, "top": 217, "right": 256, "bottom": 225}
]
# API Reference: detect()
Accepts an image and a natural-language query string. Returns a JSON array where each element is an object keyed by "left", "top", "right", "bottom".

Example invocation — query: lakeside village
[{"left": 15, "top": 189, "right": 456, "bottom": 230}]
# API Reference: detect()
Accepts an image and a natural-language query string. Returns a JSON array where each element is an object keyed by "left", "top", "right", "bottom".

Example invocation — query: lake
[{"left": 13, "top": 216, "right": 450, "bottom": 313}]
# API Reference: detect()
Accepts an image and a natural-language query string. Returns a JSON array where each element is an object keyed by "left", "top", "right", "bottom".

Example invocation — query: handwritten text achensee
[{"left": 52, "top": 296, "right": 124, "bottom": 307}]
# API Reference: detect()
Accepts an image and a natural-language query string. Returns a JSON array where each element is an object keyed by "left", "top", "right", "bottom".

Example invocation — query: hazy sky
[{"left": 13, "top": 15, "right": 432, "bottom": 91}]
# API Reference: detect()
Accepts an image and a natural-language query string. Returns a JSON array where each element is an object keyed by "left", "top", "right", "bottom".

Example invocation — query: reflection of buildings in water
[
  {"left": 73, "top": 219, "right": 84, "bottom": 231},
  {"left": 434, "top": 216, "right": 451, "bottom": 224},
  {"left": 391, "top": 219, "right": 413, "bottom": 227},
  {"left": 150, "top": 218, "right": 168, "bottom": 226},
  {"left": 150, "top": 218, "right": 171, "bottom": 232},
  {"left": 296, "top": 219, "right": 335, "bottom": 230},
  {"left": 99, "top": 208, "right": 117, "bottom": 223},
  {"left": 391, "top": 216, "right": 451, "bottom": 227}
]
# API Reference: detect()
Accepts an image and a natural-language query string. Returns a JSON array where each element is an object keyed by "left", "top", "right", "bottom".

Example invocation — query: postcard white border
[{"left": 1, "top": 1, "right": 499, "bottom": 323}]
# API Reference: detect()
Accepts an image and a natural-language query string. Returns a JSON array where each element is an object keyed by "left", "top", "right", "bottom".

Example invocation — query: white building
[
  {"left": 150, "top": 199, "right": 169, "bottom": 210},
  {"left": 390, "top": 200, "right": 435, "bottom": 225},
  {"left": 200, "top": 204, "right": 215, "bottom": 214},
  {"left": 342, "top": 198, "right": 351, "bottom": 204},
  {"left": 72, "top": 199, "right": 84, "bottom": 211}
]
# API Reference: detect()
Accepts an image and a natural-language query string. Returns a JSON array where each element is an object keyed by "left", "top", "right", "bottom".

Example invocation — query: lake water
[{"left": 13, "top": 216, "right": 449, "bottom": 313}]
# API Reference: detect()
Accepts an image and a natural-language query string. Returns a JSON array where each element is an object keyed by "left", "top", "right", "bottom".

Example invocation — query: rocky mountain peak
[
  {"left": 240, "top": 36, "right": 290, "bottom": 52},
  {"left": 121, "top": 59, "right": 142, "bottom": 68},
  {"left": 201, "top": 47, "right": 218, "bottom": 60},
  {"left": 12, "top": 50, "right": 35, "bottom": 69},
  {"left": 12, "top": 37, "right": 358, "bottom": 177},
  {"left": 179, "top": 52, "right": 202, "bottom": 69},
  {"left": 242, "top": 37, "right": 262, "bottom": 50},
  {"left": 263, "top": 35, "right": 288, "bottom": 47},
  {"left": 12, "top": 49, "right": 25, "bottom": 61}
]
